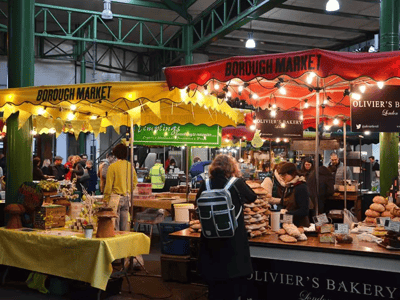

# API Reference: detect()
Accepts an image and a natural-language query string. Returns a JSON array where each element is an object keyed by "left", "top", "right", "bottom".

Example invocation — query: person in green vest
[{"left": 150, "top": 159, "right": 165, "bottom": 192}]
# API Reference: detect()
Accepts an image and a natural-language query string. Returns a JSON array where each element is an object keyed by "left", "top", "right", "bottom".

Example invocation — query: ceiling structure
[{"left": 0, "top": 0, "right": 381, "bottom": 77}]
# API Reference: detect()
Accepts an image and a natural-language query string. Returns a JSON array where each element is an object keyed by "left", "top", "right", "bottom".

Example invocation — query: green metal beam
[
  {"left": 161, "top": 0, "right": 192, "bottom": 21},
  {"left": 275, "top": 4, "right": 379, "bottom": 21},
  {"left": 111, "top": 0, "right": 169, "bottom": 10},
  {"left": 256, "top": 17, "right": 375, "bottom": 35},
  {"left": 190, "top": 0, "right": 287, "bottom": 50},
  {"left": 236, "top": 28, "right": 349, "bottom": 43}
]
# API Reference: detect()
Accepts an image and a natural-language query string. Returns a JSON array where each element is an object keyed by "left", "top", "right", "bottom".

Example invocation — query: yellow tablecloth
[{"left": 0, "top": 228, "right": 150, "bottom": 290}]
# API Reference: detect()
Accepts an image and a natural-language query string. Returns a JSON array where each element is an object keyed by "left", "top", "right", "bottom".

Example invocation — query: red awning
[
  {"left": 165, "top": 49, "right": 400, "bottom": 125},
  {"left": 222, "top": 126, "right": 254, "bottom": 141}
]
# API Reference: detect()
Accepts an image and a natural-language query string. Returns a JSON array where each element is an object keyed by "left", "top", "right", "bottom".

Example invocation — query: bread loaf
[
  {"left": 335, "top": 234, "right": 353, "bottom": 244},
  {"left": 369, "top": 203, "right": 385, "bottom": 213},
  {"left": 373, "top": 196, "right": 387, "bottom": 205},
  {"left": 279, "top": 234, "right": 297, "bottom": 243},
  {"left": 391, "top": 206, "right": 400, "bottom": 217},
  {"left": 365, "top": 209, "right": 380, "bottom": 218},
  {"left": 386, "top": 202, "right": 397, "bottom": 211},
  {"left": 365, "top": 216, "right": 377, "bottom": 224},
  {"left": 282, "top": 223, "right": 301, "bottom": 238},
  {"left": 277, "top": 228, "right": 286, "bottom": 235},
  {"left": 381, "top": 211, "right": 393, "bottom": 218},
  {"left": 319, "top": 233, "right": 335, "bottom": 243}
]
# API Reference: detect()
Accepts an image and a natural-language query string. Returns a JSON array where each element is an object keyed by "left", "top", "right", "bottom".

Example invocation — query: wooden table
[
  {"left": 132, "top": 198, "right": 187, "bottom": 210},
  {"left": 170, "top": 229, "right": 400, "bottom": 300}
]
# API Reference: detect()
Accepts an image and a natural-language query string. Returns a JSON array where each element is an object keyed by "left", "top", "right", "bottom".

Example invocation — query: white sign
[
  {"left": 384, "top": 220, "right": 400, "bottom": 232},
  {"left": 314, "top": 213, "right": 329, "bottom": 225},
  {"left": 281, "top": 214, "right": 293, "bottom": 224},
  {"left": 334, "top": 223, "right": 349, "bottom": 234}
]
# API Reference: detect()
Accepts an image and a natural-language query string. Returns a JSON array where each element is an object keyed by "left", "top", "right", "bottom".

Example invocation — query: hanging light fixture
[
  {"left": 245, "top": 21, "right": 256, "bottom": 49},
  {"left": 326, "top": 0, "right": 340, "bottom": 12},
  {"left": 101, "top": 0, "right": 113, "bottom": 20}
]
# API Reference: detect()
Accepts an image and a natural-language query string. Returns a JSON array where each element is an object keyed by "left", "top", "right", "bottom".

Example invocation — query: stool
[{"left": 134, "top": 209, "right": 165, "bottom": 240}]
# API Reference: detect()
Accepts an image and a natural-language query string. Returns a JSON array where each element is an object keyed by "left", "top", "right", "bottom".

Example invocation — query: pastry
[
  {"left": 381, "top": 211, "right": 393, "bottom": 218},
  {"left": 365, "top": 209, "right": 380, "bottom": 218},
  {"left": 370, "top": 203, "right": 385, "bottom": 213},
  {"left": 391, "top": 206, "right": 400, "bottom": 217},
  {"left": 277, "top": 228, "right": 286, "bottom": 235},
  {"left": 320, "top": 224, "right": 334, "bottom": 234},
  {"left": 386, "top": 202, "right": 397, "bottom": 211},
  {"left": 297, "top": 233, "right": 307, "bottom": 241},
  {"left": 279, "top": 234, "right": 297, "bottom": 243},
  {"left": 282, "top": 223, "right": 301, "bottom": 238}
]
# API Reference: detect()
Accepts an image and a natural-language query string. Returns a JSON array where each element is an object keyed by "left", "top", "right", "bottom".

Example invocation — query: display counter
[{"left": 170, "top": 229, "right": 400, "bottom": 300}]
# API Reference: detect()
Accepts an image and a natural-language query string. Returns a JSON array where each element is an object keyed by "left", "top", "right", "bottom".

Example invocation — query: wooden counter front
[
  {"left": 132, "top": 198, "right": 187, "bottom": 210},
  {"left": 169, "top": 228, "right": 400, "bottom": 260}
]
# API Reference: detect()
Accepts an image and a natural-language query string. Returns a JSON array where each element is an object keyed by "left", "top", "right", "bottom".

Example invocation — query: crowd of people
[{"left": 32, "top": 154, "right": 98, "bottom": 194}]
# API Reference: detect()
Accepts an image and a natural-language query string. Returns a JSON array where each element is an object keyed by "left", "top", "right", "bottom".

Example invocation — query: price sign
[
  {"left": 384, "top": 220, "right": 400, "bottom": 232},
  {"left": 377, "top": 217, "right": 391, "bottom": 227},
  {"left": 334, "top": 223, "right": 349, "bottom": 234},
  {"left": 280, "top": 214, "right": 293, "bottom": 224},
  {"left": 313, "top": 213, "right": 329, "bottom": 226}
]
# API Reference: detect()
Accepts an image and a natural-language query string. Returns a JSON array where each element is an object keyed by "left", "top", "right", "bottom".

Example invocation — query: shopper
[
  {"left": 70, "top": 155, "right": 84, "bottom": 190},
  {"left": 300, "top": 157, "right": 314, "bottom": 180},
  {"left": 33, "top": 157, "right": 47, "bottom": 181},
  {"left": 50, "top": 156, "right": 66, "bottom": 180},
  {"left": 307, "top": 162, "right": 335, "bottom": 216},
  {"left": 98, "top": 153, "right": 115, "bottom": 193},
  {"left": 369, "top": 156, "right": 380, "bottom": 182},
  {"left": 150, "top": 159, "right": 165, "bottom": 192},
  {"left": 41, "top": 159, "right": 51, "bottom": 176},
  {"left": 196, "top": 154, "right": 257, "bottom": 300},
  {"left": 278, "top": 162, "right": 310, "bottom": 227},
  {"left": 85, "top": 160, "right": 98, "bottom": 194},
  {"left": 326, "top": 152, "right": 353, "bottom": 184},
  {"left": 64, "top": 155, "right": 74, "bottom": 181},
  {"left": 104, "top": 143, "right": 138, "bottom": 231}
]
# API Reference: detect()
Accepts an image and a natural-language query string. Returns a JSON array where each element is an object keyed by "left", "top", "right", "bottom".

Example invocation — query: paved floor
[{"left": 0, "top": 229, "right": 208, "bottom": 300}]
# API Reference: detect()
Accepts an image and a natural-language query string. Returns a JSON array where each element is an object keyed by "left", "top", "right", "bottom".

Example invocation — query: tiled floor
[{"left": 0, "top": 227, "right": 208, "bottom": 300}]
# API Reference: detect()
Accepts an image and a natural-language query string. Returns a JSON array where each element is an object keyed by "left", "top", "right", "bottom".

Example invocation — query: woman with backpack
[{"left": 195, "top": 154, "right": 257, "bottom": 300}]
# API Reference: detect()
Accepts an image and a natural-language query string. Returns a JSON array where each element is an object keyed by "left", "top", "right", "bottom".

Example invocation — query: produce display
[
  {"left": 38, "top": 180, "right": 60, "bottom": 192},
  {"left": 364, "top": 196, "right": 400, "bottom": 225}
]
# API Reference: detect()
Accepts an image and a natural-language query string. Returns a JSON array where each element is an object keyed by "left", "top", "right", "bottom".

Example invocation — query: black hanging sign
[
  {"left": 351, "top": 85, "right": 400, "bottom": 132},
  {"left": 254, "top": 110, "right": 303, "bottom": 138}
]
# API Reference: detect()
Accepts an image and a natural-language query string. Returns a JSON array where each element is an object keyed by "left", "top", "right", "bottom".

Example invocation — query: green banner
[{"left": 134, "top": 123, "right": 221, "bottom": 147}]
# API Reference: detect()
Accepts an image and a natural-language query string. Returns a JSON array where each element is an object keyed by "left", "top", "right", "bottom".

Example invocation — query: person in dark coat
[
  {"left": 307, "top": 165, "right": 335, "bottom": 216},
  {"left": 50, "top": 156, "right": 66, "bottom": 180},
  {"left": 196, "top": 154, "right": 257, "bottom": 300},
  {"left": 70, "top": 156, "right": 84, "bottom": 191},
  {"left": 85, "top": 160, "right": 98, "bottom": 194},
  {"left": 300, "top": 156, "right": 314, "bottom": 180},
  {"left": 33, "top": 157, "right": 47, "bottom": 181},
  {"left": 278, "top": 162, "right": 310, "bottom": 227}
]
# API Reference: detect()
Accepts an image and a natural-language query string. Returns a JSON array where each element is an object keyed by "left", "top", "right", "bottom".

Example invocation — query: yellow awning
[{"left": 0, "top": 81, "right": 244, "bottom": 135}]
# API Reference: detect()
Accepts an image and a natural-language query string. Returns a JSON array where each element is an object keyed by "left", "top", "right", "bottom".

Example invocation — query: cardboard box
[{"left": 34, "top": 205, "right": 66, "bottom": 229}]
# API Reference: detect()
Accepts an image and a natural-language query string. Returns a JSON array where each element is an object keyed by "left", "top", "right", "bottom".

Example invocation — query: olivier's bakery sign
[
  {"left": 255, "top": 110, "right": 303, "bottom": 138},
  {"left": 241, "top": 258, "right": 399, "bottom": 300},
  {"left": 351, "top": 85, "right": 400, "bottom": 132}
]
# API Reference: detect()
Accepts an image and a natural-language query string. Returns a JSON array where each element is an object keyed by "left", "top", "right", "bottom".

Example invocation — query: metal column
[{"left": 6, "top": 0, "right": 34, "bottom": 204}]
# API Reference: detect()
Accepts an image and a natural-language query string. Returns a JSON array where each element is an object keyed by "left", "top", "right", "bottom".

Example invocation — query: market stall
[{"left": 164, "top": 48, "right": 400, "bottom": 213}]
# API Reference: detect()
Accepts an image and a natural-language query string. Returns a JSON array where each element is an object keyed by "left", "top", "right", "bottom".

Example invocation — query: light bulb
[
  {"left": 326, "top": 0, "right": 340, "bottom": 12},
  {"left": 67, "top": 113, "right": 75, "bottom": 120},
  {"left": 238, "top": 86, "right": 244, "bottom": 92},
  {"left": 204, "top": 89, "right": 209, "bottom": 95},
  {"left": 252, "top": 94, "right": 259, "bottom": 99},
  {"left": 364, "top": 131, "right": 371, "bottom": 135},
  {"left": 281, "top": 122, "right": 286, "bottom": 128},
  {"left": 306, "top": 72, "right": 316, "bottom": 84},
  {"left": 250, "top": 125, "right": 256, "bottom": 131},
  {"left": 38, "top": 108, "right": 46, "bottom": 115},
  {"left": 245, "top": 32, "right": 256, "bottom": 49},
  {"left": 276, "top": 138, "right": 281, "bottom": 143},
  {"left": 90, "top": 115, "right": 98, "bottom": 120},
  {"left": 279, "top": 87, "right": 287, "bottom": 95},
  {"left": 270, "top": 110, "right": 277, "bottom": 117},
  {"left": 324, "top": 125, "right": 331, "bottom": 131},
  {"left": 377, "top": 81, "right": 384, "bottom": 89},
  {"left": 153, "top": 130, "right": 157, "bottom": 135},
  {"left": 70, "top": 104, "right": 76, "bottom": 111},
  {"left": 283, "top": 138, "right": 288, "bottom": 143},
  {"left": 304, "top": 102, "right": 309, "bottom": 108},
  {"left": 226, "top": 91, "right": 232, "bottom": 97},
  {"left": 351, "top": 93, "right": 361, "bottom": 100},
  {"left": 101, "top": 0, "right": 113, "bottom": 20},
  {"left": 333, "top": 118, "right": 339, "bottom": 125},
  {"left": 359, "top": 85, "right": 366, "bottom": 93},
  {"left": 272, "top": 104, "right": 277, "bottom": 109},
  {"left": 323, "top": 99, "right": 328, "bottom": 105},
  {"left": 214, "top": 83, "right": 220, "bottom": 90},
  {"left": 300, "top": 114, "right": 303, "bottom": 120}
]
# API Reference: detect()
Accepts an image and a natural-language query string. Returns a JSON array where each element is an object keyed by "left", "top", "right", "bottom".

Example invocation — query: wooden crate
[{"left": 34, "top": 205, "right": 66, "bottom": 229}]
